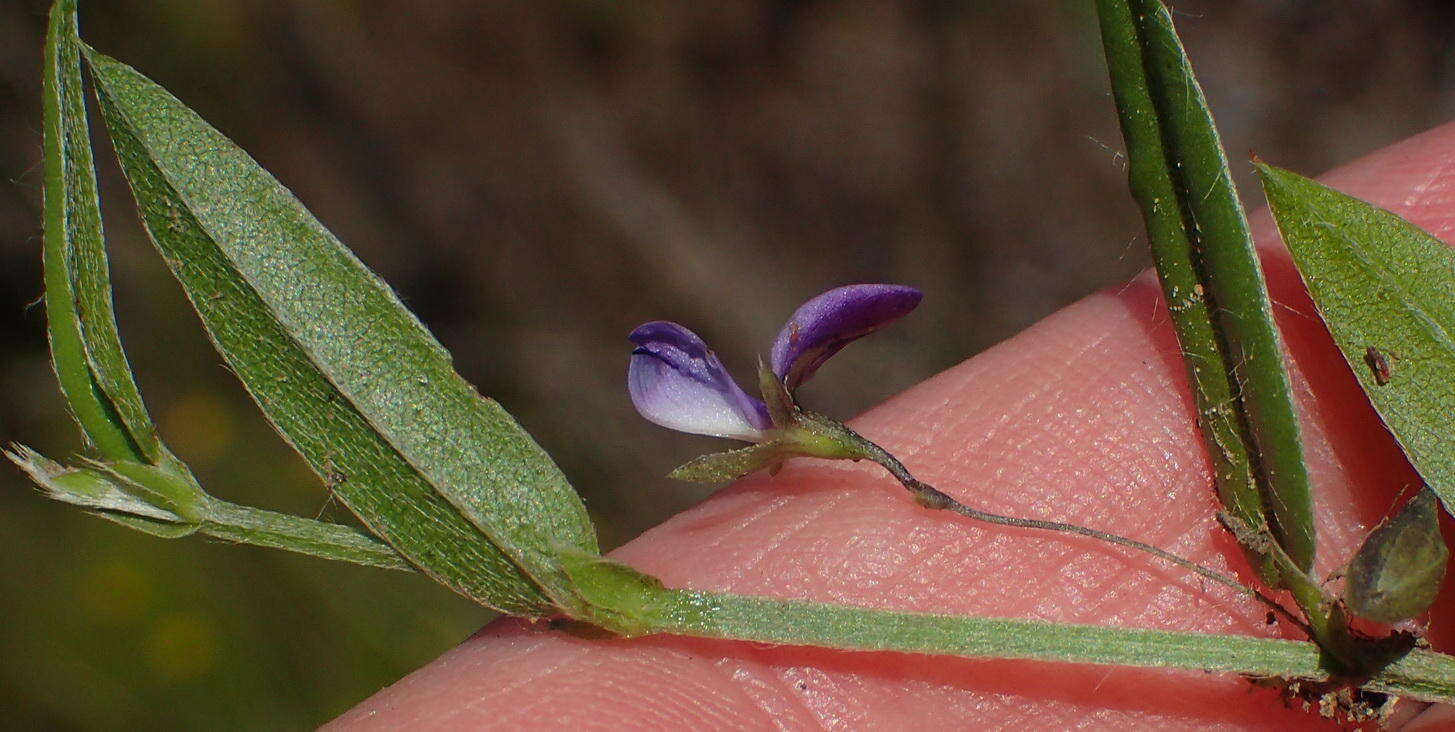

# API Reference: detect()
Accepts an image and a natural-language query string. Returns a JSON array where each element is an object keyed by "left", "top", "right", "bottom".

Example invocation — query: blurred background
[{"left": 1, "top": 0, "right": 1453, "bottom": 728}]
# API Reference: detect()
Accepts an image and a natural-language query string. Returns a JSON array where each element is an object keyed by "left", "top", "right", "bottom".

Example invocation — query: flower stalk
[{"left": 834, "top": 420, "right": 1313, "bottom": 634}]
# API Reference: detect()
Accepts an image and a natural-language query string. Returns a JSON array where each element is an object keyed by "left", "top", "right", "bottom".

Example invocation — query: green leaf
[
  {"left": 41, "top": 0, "right": 159, "bottom": 464},
  {"left": 1345, "top": 488, "right": 1449, "bottom": 624},
  {"left": 1258, "top": 163, "right": 1455, "bottom": 516},
  {"left": 41, "top": 0, "right": 211, "bottom": 536},
  {"left": 669, "top": 442, "right": 785, "bottom": 483},
  {"left": 83, "top": 46, "right": 597, "bottom": 615},
  {"left": 1096, "top": 0, "right": 1316, "bottom": 575},
  {"left": 32, "top": 0, "right": 483, "bottom": 582}
]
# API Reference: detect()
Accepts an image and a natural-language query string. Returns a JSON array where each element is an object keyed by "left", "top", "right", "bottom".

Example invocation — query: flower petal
[
  {"left": 770, "top": 284, "right": 923, "bottom": 389},
  {"left": 628, "top": 321, "right": 771, "bottom": 440}
]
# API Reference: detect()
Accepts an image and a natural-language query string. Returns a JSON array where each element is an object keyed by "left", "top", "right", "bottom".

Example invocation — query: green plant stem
[
  {"left": 564, "top": 554, "right": 1455, "bottom": 704},
  {"left": 649, "top": 588, "right": 1455, "bottom": 702},
  {"left": 200, "top": 501, "right": 412, "bottom": 570}
]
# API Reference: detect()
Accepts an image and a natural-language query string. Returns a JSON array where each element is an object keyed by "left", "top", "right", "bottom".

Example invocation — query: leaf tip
[
  {"left": 6, "top": 443, "right": 56, "bottom": 483},
  {"left": 49, "top": 0, "right": 79, "bottom": 20}
]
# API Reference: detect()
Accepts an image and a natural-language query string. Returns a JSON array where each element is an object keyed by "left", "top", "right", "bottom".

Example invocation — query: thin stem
[
  {"left": 843, "top": 429, "right": 1313, "bottom": 636},
  {"left": 565, "top": 553, "right": 1455, "bottom": 706},
  {"left": 203, "top": 501, "right": 413, "bottom": 571}
]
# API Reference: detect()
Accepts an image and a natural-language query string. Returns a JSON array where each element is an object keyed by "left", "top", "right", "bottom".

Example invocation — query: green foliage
[
  {"left": 1258, "top": 163, "right": 1455, "bottom": 516},
  {"left": 668, "top": 442, "right": 786, "bottom": 482},
  {"left": 41, "top": 0, "right": 157, "bottom": 465},
  {"left": 18, "top": 0, "right": 425, "bottom": 581},
  {"left": 38, "top": 0, "right": 210, "bottom": 534},
  {"left": 1095, "top": 0, "right": 1315, "bottom": 580},
  {"left": 82, "top": 44, "right": 595, "bottom": 616}
]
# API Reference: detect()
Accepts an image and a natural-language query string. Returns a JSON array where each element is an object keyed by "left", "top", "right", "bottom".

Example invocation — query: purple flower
[
  {"left": 628, "top": 284, "right": 922, "bottom": 441},
  {"left": 770, "top": 284, "right": 925, "bottom": 391},
  {"left": 628, "top": 322, "right": 772, "bottom": 441}
]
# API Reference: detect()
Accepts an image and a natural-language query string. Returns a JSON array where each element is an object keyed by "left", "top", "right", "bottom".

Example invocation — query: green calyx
[{"left": 668, "top": 360, "right": 877, "bottom": 483}]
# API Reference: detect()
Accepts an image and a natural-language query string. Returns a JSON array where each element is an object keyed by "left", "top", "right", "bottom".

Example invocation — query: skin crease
[{"left": 331, "top": 124, "right": 1455, "bottom": 730}]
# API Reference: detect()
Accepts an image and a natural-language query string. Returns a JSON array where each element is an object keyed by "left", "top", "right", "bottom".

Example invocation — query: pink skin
[{"left": 332, "top": 125, "right": 1455, "bottom": 730}]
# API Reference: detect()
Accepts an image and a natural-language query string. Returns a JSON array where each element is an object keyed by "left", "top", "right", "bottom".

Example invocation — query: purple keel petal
[
  {"left": 628, "top": 321, "right": 772, "bottom": 440},
  {"left": 770, "top": 284, "right": 923, "bottom": 390}
]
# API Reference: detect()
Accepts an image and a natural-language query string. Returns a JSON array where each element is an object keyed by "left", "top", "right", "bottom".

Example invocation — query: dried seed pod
[{"left": 1346, "top": 487, "right": 1449, "bottom": 624}]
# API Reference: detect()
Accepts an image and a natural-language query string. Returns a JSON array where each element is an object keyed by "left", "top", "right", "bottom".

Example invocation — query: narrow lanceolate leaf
[
  {"left": 1259, "top": 164, "right": 1455, "bottom": 515},
  {"left": 668, "top": 442, "right": 784, "bottom": 483},
  {"left": 560, "top": 554, "right": 1455, "bottom": 705},
  {"left": 42, "top": 0, "right": 159, "bottom": 464},
  {"left": 7, "top": 445, "right": 410, "bottom": 570},
  {"left": 1097, "top": 0, "right": 1316, "bottom": 573},
  {"left": 85, "top": 47, "right": 596, "bottom": 616}
]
